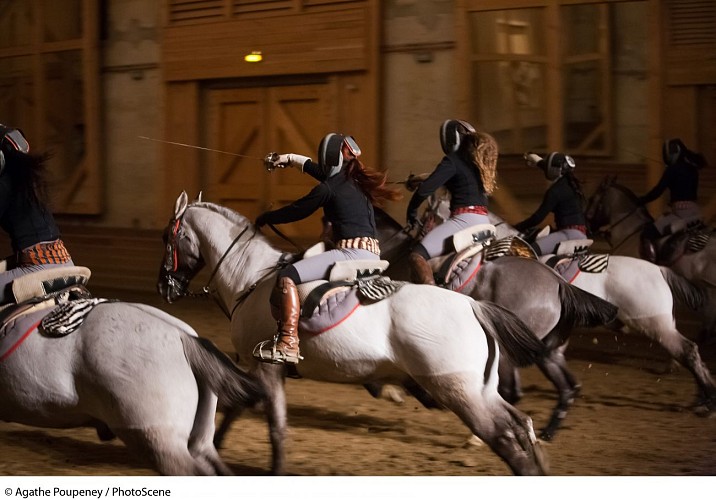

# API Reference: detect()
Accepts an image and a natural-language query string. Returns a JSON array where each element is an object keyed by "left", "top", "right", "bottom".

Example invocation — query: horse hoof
[
  {"left": 379, "top": 385, "right": 405, "bottom": 404},
  {"left": 463, "top": 435, "right": 485, "bottom": 448}
]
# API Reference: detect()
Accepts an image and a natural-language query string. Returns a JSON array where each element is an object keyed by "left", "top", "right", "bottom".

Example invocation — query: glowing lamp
[{"left": 244, "top": 51, "right": 263, "bottom": 63}]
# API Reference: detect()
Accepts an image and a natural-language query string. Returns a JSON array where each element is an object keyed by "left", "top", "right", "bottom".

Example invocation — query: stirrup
[{"left": 252, "top": 339, "right": 303, "bottom": 365}]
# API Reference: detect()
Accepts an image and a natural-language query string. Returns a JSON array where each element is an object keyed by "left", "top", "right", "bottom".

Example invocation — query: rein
[
  {"left": 265, "top": 223, "right": 305, "bottom": 253},
  {"left": 591, "top": 186, "right": 644, "bottom": 250}
]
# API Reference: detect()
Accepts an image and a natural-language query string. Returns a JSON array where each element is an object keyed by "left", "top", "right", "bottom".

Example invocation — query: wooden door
[{"left": 206, "top": 82, "right": 335, "bottom": 241}]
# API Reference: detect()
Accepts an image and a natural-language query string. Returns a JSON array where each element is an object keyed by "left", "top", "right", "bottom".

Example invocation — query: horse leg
[
  {"left": 254, "top": 363, "right": 289, "bottom": 475},
  {"left": 190, "top": 390, "right": 233, "bottom": 475},
  {"left": 214, "top": 405, "right": 245, "bottom": 449},
  {"left": 416, "top": 373, "right": 548, "bottom": 475},
  {"left": 115, "top": 427, "right": 212, "bottom": 475},
  {"left": 535, "top": 349, "right": 580, "bottom": 441},
  {"left": 497, "top": 361, "right": 521, "bottom": 404},
  {"left": 640, "top": 317, "right": 716, "bottom": 412}
]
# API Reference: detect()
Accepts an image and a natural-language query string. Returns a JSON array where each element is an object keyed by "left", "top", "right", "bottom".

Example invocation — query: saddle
[
  {"left": 423, "top": 224, "right": 495, "bottom": 285},
  {"left": 0, "top": 266, "right": 92, "bottom": 329},
  {"left": 539, "top": 240, "right": 608, "bottom": 282},
  {"left": 293, "top": 244, "right": 400, "bottom": 334},
  {"left": 653, "top": 226, "right": 712, "bottom": 266}
]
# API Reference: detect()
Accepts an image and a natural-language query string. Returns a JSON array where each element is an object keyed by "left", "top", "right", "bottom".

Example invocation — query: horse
[
  {"left": 585, "top": 175, "right": 716, "bottom": 343},
  {"left": 0, "top": 299, "right": 264, "bottom": 475},
  {"left": 373, "top": 206, "right": 618, "bottom": 440},
  {"left": 485, "top": 210, "right": 716, "bottom": 415},
  {"left": 156, "top": 192, "right": 550, "bottom": 476}
]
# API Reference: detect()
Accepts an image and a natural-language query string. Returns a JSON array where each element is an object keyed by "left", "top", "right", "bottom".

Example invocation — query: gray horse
[
  {"left": 157, "top": 192, "right": 550, "bottom": 476},
  {"left": 373, "top": 206, "right": 618, "bottom": 440},
  {"left": 586, "top": 175, "right": 716, "bottom": 345},
  {"left": 0, "top": 301, "right": 264, "bottom": 475}
]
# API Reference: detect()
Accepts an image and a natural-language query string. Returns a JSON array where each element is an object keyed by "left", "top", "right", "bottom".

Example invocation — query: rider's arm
[
  {"left": 258, "top": 183, "right": 330, "bottom": 225},
  {"left": 513, "top": 188, "right": 558, "bottom": 232},
  {"left": 639, "top": 167, "right": 672, "bottom": 204},
  {"left": 406, "top": 157, "right": 455, "bottom": 223}
]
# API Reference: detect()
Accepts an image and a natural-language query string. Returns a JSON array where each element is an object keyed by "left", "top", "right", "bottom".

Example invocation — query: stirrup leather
[{"left": 253, "top": 339, "right": 303, "bottom": 365}]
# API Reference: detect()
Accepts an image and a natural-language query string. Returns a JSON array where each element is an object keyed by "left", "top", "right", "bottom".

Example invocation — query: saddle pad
[
  {"left": 40, "top": 298, "right": 110, "bottom": 337},
  {"left": 484, "top": 237, "right": 513, "bottom": 260},
  {"left": 484, "top": 236, "right": 534, "bottom": 260},
  {"left": 356, "top": 276, "right": 404, "bottom": 301},
  {"left": 687, "top": 231, "right": 711, "bottom": 253},
  {"left": 298, "top": 288, "right": 360, "bottom": 335},
  {"left": 444, "top": 254, "right": 483, "bottom": 293},
  {"left": 0, "top": 308, "right": 53, "bottom": 362},
  {"left": 578, "top": 254, "right": 609, "bottom": 273}
]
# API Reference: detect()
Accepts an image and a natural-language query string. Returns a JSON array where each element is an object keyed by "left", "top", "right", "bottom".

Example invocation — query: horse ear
[
  {"left": 196, "top": 191, "right": 203, "bottom": 203},
  {"left": 174, "top": 191, "right": 189, "bottom": 219}
]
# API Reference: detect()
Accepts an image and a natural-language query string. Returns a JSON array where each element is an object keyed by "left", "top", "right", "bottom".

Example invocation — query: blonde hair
[{"left": 468, "top": 131, "right": 498, "bottom": 195}]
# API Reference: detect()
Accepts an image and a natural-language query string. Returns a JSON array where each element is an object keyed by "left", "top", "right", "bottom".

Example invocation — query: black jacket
[
  {"left": 0, "top": 172, "right": 61, "bottom": 252},
  {"left": 639, "top": 163, "right": 699, "bottom": 204},
  {"left": 406, "top": 153, "right": 487, "bottom": 221},
  {"left": 257, "top": 161, "right": 377, "bottom": 241},
  {"left": 514, "top": 176, "right": 586, "bottom": 232}
]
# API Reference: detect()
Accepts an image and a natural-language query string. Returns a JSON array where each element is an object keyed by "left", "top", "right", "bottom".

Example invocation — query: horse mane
[{"left": 189, "top": 201, "right": 251, "bottom": 226}]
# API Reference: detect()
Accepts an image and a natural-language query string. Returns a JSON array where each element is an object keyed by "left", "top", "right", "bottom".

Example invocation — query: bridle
[
  {"left": 162, "top": 209, "right": 252, "bottom": 303},
  {"left": 587, "top": 183, "right": 643, "bottom": 250},
  {"left": 162, "top": 207, "right": 290, "bottom": 319}
]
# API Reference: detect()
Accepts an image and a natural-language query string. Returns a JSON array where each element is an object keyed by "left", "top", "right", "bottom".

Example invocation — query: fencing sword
[{"left": 138, "top": 136, "right": 280, "bottom": 170}]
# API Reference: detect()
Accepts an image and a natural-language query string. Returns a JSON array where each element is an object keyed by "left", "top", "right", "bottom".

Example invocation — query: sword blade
[{"left": 138, "top": 136, "right": 264, "bottom": 161}]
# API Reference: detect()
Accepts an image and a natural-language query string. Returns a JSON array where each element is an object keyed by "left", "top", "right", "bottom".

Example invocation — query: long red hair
[{"left": 343, "top": 146, "right": 402, "bottom": 207}]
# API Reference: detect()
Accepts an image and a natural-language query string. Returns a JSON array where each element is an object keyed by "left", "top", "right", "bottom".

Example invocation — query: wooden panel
[
  {"left": 163, "top": 82, "right": 201, "bottom": 222},
  {"left": 664, "top": 0, "right": 716, "bottom": 85},
  {"left": 206, "top": 83, "right": 335, "bottom": 242},
  {"left": 162, "top": 7, "right": 369, "bottom": 81},
  {"left": 168, "top": 0, "right": 227, "bottom": 23},
  {"left": 206, "top": 87, "right": 267, "bottom": 219},
  {"left": 667, "top": 0, "right": 716, "bottom": 46},
  {"left": 232, "top": 0, "right": 293, "bottom": 14}
]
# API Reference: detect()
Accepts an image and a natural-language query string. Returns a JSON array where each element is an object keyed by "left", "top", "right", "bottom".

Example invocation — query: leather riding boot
[
  {"left": 408, "top": 253, "right": 436, "bottom": 285},
  {"left": 253, "top": 277, "right": 302, "bottom": 364}
]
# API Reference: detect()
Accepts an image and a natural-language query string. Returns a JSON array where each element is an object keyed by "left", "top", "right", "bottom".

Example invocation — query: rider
[
  {"left": 253, "top": 133, "right": 401, "bottom": 364},
  {"left": 637, "top": 138, "right": 707, "bottom": 263},
  {"left": 0, "top": 124, "right": 74, "bottom": 305},
  {"left": 405, "top": 119, "right": 498, "bottom": 285},
  {"left": 513, "top": 152, "right": 588, "bottom": 256}
]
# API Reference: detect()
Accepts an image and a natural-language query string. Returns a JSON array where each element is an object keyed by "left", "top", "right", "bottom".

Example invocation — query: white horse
[
  {"left": 156, "top": 192, "right": 550, "bottom": 476},
  {"left": 585, "top": 175, "right": 716, "bottom": 342},
  {"left": 0, "top": 301, "right": 264, "bottom": 475},
  {"left": 488, "top": 212, "right": 716, "bottom": 414}
]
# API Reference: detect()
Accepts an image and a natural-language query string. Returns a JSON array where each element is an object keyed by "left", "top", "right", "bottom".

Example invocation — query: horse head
[{"left": 158, "top": 191, "right": 207, "bottom": 303}]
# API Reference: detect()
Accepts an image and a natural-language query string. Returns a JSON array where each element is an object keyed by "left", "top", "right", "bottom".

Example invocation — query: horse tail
[
  {"left": 557, "top": 281, "right": 618, "bottom": 329},
  {"left": 659, "top": 267, "right": 705, "bottom": 312},
  {"left": 470, "top": 300, "right": 546, "bottom": 368},
  {"left": 180, "top": 334, "right": 265, "bottom": 408}
]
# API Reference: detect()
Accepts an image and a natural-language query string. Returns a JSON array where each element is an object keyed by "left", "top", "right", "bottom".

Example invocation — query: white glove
[
  {"left": 273, "top": 153, "right": 311, "bottom": 171},
  {"left": 524, "top": 152, "right": 543, "bottom": 168}
]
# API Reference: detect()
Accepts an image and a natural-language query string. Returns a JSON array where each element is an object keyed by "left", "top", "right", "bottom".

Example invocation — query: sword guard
[{"left": 264, "top": 152, "right": 280, "bottom": 172}]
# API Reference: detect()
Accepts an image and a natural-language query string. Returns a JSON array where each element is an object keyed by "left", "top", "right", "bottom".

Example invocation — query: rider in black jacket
[
  {"left": 637, "top": 138, "right": 706, "bottom": 262},
  {"left": 514, "top": 152, "right": 587, "bottom": 256},
  {"left": 253, "top": 134, "right": 400, "bottom": 364},
  {"left": 0, "top": 124, "right": 74, "bottom": 304},
  {"left": 406, "top": 120, "right": 498, "bottom": 284}
]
